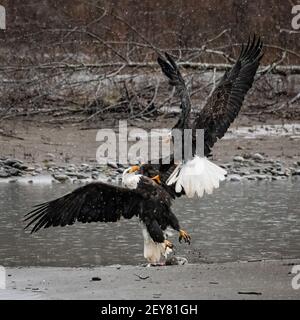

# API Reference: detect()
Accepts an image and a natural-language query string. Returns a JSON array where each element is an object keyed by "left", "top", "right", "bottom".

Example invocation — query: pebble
[
  {"left": 12, "top": 163, "right": 28, "bottom": 170},
  {"left": 271, "top": 176, "right": 280, "bottom": 180},
  {"left": 227, "top": 174, "right": 242, "bottom": 182},
  {"left": 65, "top": 171, "right": 78, "bottom": 177},
  {"left": 292, "top": 169, "right": 300, "bottom": 176},
  {"left": 242, "top": 153, "right": 252, "bottom": 159},
  {"left": 0, "top": 155, "right": 299, "bottom": 184},
  {"left": 0, "top": 169, "right": 10, "bottom": 178},
  {"left": 289, "top": 136, "right": 300, "bottom": 141},
  {"left": 91, "top": 277, "right": 101, "bottom": 281},
  {"left": 7, "top": 168, "right": 22, "bottom": 176},
  {"left": 233, "top": 156, "right": 244, "bottom": 162},
  {"left": 79, "top": 164, "right": 90, "bottom": 170},
  {"left": 76, "top": 173, "right": 90, "bottom": 179},
  {"left": 252, "top": 153, "right": 265, "bottom": 161},
  {"left": 91, "top": 173, "right": 99, "bottom": 180},
  {"left": 45, "top": 153, "right": 55, "bottom": 160},
  {"left": 107, "top": 161, "right": 118, "bottom": 169},
  {"left": 255, "top": 175, "right": 268, "bottom": 180},
  {"left": 3, "top": 159, "right": 23, "bottom": 166},
  {"left": 52, "top": 174, "right": 70, "bottom": 182},
  {"left": 241, "top": 170, "right": 251, "bottom": 175}
]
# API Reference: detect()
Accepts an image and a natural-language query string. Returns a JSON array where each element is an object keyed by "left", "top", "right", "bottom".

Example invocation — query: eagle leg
[
  {"left": 179, "top": 229, "right": 191, "bottom": 244},
  {"left": 164, "top": 239, "right": 174, "bottom": 249}
]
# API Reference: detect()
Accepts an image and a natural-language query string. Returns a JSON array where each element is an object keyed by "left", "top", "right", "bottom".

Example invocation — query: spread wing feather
[
  {"left": 24, "top": 182, "right": 144, "bottom": 233},
  {"left": 140, "top": 53, "right": 191, "bottom": 196},
  {"left": 140, "top": 37, "right": 262, "bottom": 198},
  {"left": 193, "top": 35, "right": 263, "bottom": 155},
  {"left": 158, "top": 52, "right": 191, "bottom": 129}
]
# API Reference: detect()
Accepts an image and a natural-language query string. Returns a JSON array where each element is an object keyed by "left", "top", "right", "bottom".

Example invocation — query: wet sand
[
  {"left": 1, "top": 118, "right": 300, "bottom": 167},
  {"left": 1, "top": 259, "right": 299, "bottom": 300}
]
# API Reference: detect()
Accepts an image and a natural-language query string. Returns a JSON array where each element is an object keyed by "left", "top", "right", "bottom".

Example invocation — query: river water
[{"left": 0, "top": 179, "right": 299, "bottom": 266}]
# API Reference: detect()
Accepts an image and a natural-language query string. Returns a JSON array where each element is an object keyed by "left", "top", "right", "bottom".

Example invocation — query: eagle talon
[
  {"left": 164, "top": 239, "right": 174, "bottom": 249},
  {"left": 179, "top": 229, "right": 191, "bottom": 244}
]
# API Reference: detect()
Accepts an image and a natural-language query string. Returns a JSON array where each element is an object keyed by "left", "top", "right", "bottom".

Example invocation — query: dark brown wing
[
  {"left": 158, "top": 52, "right": 191, "bottom": 129},
  {"left": 24, "top": 182, "right": 145, "bottom": 233},
  {"left": 143, "top": 53, "right": 191, "bottom": 183},
  {"left": 193, "top": 35, "right": 263, "bottom": 156},
  {"left": 139, "top": 53, "right": 191, "bottom": 197}
]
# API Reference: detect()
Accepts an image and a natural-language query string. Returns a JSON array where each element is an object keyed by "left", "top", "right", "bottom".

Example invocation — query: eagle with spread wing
[
  {"left": 25, "top": 36, "right": 263, "bottom": 264},
  {"left": 139, "top": 35, "right": 263, "bottom": 198}
]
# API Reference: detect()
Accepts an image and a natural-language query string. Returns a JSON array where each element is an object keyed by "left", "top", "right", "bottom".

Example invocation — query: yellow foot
[
  {"left": 164, "top": 239, "right": 174, "bottom": 249},
  {"left": 179, "top": 229, "right": 191, "bottom": 244}
]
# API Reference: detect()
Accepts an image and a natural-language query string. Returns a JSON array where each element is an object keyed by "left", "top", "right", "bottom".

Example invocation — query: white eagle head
[{"left": 122, "top": 165, "right": 141, "bottom": 189}]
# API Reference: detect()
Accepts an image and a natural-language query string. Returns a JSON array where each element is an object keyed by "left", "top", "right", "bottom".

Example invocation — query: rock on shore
[{"left": 0, "top": 154, "right": 300, "bottom": 184}]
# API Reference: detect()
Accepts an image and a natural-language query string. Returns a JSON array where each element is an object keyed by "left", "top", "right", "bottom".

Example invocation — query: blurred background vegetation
[{"left": 0, "top": 0, "right": 299, "bottom": 124}]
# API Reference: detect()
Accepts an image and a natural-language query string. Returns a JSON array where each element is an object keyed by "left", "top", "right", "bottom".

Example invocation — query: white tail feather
[{"left": 167, "top": 156, "right": 227, "bottom": 198}]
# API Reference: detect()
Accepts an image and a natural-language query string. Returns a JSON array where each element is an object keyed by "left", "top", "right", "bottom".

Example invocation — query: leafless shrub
[{"left": 0, "top": 1, "right": 299, "bottom": 123}]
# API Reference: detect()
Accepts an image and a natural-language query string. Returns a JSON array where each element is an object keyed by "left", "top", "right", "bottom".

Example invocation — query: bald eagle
[
  {"left": 139, "top": 35, "right": 263, "bottom": 198},
  {"left": 25, "top": 36, "right": 263, "bottom": 264},
  {"left": 25, "top": 167, "right": 190, "bottom": 264}
]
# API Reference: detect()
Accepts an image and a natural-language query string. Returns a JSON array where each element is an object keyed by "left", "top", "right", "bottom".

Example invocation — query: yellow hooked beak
[
  {"left": 128, "top": 165, "right": 140, "bottom": 173},
  {"left": 151, "top": 175, "right": 161, "bottom": 184}
]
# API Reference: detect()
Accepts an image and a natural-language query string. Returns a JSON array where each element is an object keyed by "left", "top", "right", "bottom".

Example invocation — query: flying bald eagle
[
  {"left": 139, "top": 35, "right": 263, "bottom": 198},
  {"left": 25, "top": 36, "right": 263, "bottom": 264}
]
